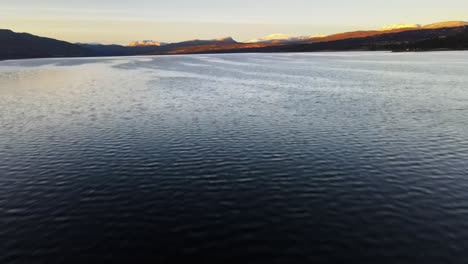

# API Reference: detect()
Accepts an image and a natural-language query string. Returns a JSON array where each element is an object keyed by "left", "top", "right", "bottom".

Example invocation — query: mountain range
[
  {"left": 244, "top": 34, "right": 313, "bottom": 44},
  {"left": 0, "top": 21, "right": 467, "bottom": 60}
]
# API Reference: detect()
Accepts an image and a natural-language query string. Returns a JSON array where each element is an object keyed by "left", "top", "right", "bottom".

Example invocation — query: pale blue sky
[{"left": 1, "top": 0, "right": 467, "bottom": 44}]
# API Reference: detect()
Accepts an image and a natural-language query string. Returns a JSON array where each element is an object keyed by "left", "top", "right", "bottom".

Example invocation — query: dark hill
[
  {"left": 390, "top": 30, "right": 468, "bottom": 51},
  {"left": 78, "top": 43, "right": 163, "bottom": 56},
  {"left": 0, "top": 29, "right": 94, "bottom": 60}
]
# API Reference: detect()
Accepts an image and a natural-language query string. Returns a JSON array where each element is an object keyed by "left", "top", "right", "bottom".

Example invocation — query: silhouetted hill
[
  {"left": 78, "top": 43, "right": 163, "bottom": 56},
  {"left": 0, "top": 29, "right": 93, "bottom": 60},
  {"left": 154, "top": 37, "right": 238, "bottom": 51}
]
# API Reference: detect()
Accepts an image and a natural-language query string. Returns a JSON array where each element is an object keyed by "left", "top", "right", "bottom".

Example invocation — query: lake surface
[{"left": 1, "top": 52, "right": 468, "bottom": 263}]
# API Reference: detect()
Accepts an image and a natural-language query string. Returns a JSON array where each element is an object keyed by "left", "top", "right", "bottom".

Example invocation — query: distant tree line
[{"left": 388, "top": 29, "right": 468, "bottom": 52}]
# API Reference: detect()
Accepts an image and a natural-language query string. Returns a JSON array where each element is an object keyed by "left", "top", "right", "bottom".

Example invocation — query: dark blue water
[{"left": 1, "top": 52, "right": 468, "bottom": 263}]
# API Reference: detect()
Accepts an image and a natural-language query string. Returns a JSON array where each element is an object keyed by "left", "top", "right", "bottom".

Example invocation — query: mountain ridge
[
  {"left": 1, "top": 20, "right": 467, "bottom": 60},
  {"left": 423, "top": 21, "right": 468, "bottom": 29}
]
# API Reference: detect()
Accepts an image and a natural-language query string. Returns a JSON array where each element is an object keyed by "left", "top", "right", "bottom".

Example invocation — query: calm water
[{"left": 1, "top": 52, "right": 468, "bottom": 263}]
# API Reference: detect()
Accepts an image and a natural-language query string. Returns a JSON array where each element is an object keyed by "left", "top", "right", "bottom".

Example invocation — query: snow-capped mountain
[
  {"left": 128, "top": 37, "right": 236, "bottom": 47},
  {"left": 311, "top": 34, "right": 328, "bottom": 38},
  {"left": 378, "top": 21, "right": 468, "bottom": 31},
  {"left": 213, "top": 37, "right": 237, "bottom": 42},
  {"left": 244, "top": 34, "right": 312, "bottom": 44},
  {"left": 379, "top": 23, "right": 422, "bottom": 31},
  {"left": 124, "top": 21, "right": 467, "bottom": 48},
  {"left": 128, "top": 40, "right": 168, "bottom": 47}
]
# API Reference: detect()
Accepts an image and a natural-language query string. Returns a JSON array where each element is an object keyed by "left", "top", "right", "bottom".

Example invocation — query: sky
[{"left": 1, "top": 0, "right": 467, "bottom": 44}]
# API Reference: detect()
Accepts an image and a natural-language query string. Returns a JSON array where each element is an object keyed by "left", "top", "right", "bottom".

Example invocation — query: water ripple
[{"left": 1, "top": 52, "right": 468, "bottom": 263}]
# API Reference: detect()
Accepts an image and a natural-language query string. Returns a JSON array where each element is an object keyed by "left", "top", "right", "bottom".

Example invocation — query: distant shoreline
[
  {"left": 392, "top": 48, "right": 468, "bottom": 53},
  {"left": 3, "top": 49, "right": 468, "bottom": 62}
]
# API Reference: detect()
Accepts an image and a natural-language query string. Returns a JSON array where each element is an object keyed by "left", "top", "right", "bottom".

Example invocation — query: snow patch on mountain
[
  {"left": 379, "top": 24, "right": 421, "bottom": 31},
  {"left": 378, "top": 21, "right": 468, "bottom": 31},
  {"left": 310, "top": 34, "right": 327, "bottom": 38}
]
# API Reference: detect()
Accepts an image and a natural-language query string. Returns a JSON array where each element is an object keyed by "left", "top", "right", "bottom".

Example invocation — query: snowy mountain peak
[
  {"left": 244, "top": 34, "right": 310, "bottom": 44},
  {"left": 378, "top": 21, "right": 468, "bottom": 31},
  {"left": 214, "top": 36, "right": 236, "bottom": 42},
  {"left": 379, "top": 23, "right": 422, "bottom": 31},
  {"left": 128, "top": 40, "right": 167, "bottom": 47}
]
